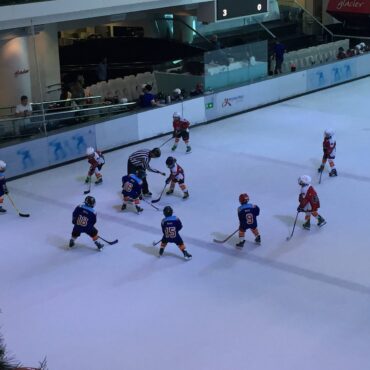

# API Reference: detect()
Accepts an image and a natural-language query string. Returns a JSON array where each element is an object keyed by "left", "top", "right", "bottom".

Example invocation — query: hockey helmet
[
  {"left": 150, "top": 147, "right": 161, "bottom": 158},
  {"left": 86, "top": 147, "right": 95, "bottom": 156},
  {"left": 0, "top": 160, "right": 6, "bottom": 170},
  {"left": 163, "top": 206, "right": 173, "bottom": 217},
  {"left": 166, "top": 156, "right": 176, "bottom": 168},
  {"left": 173, "top": 112, "right": 181, "bottom": 119},
  {"left": 84, "top": 195, "right": 96, "bottom": 207},
  {"left": 239, "top": 193, "right": 249, "bottom": 204},
  {"left": 298, "top": 175, "right": 311, "bottom": 186},
  {"left": 136, "top": 169, "right": 146, "bottom": 179},
  {"left": 324, "top": 128, "right": 334, "bottom": 138}
]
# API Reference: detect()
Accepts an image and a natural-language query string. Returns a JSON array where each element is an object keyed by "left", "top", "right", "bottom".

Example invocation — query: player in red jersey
[
  {"left": 318, "top": 128, "right": 337, "bottom": 177},
  {"left": 165, "top": 156, "right": 189, "bottom": 199},
  {"left": 85, "top": 147, "right": 105, "bottom": 185},
  {"left": 172, "top": 112, "right": 191, "bottom": 153},
  {"left": 297, "top": 175, "right": 326, "bottom": 230}
]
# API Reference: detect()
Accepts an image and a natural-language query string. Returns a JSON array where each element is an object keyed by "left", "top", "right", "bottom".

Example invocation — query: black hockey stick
[
  {"left": 151, "top": 183, "right": 167, "bottom": 203},
  {"left": 159, "top": 136, "right": 173, "bottom": 148},
  {"left": 318, "top": 168, "right": 323, "bottom": 184},
  {"left": 152, "top": 240, "right": 162, "bottom": 246},
  {"left": 141, "top": 197, "right": 160, "bottom": 211},
  {"left": 98, "top": 236, "right": 118, "bottom": 245},
  {"left": 152, "top": 169, "right": 166, "bottom": 176},
  {"left": 6, "top": 194, "right": 30, "bottom": 217},
  {"left": 286, "top": 211, "right": 299, "bottom": 241},
  {"left": 84, "top": 179, "right": 92, "bottom": 194},
  {"left": 213, "top": 229, "right": 238, "bottom": 243}
]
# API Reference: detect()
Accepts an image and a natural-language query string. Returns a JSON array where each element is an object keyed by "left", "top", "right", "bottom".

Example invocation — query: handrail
[
  {"left": 0, "top": 102, "right": 136, "bottom": 123},
  {"left": 251, "top": 17, "right": 276, "bottom": 39}
]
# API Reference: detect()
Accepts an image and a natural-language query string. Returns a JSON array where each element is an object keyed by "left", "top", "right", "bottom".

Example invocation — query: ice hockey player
[
  {"left": 172, "top": 112, "right": 191, "bottom": 153},
  {"left": 236, "top": 193, "right": 261, "bottom": 247},
  {"left": 0, "top": 160, "right": 8, "bottom": 213},
  {"left": 85, "top": 147, "right": 105, "bottom": 185},
  {"left": 318, "top": 128, "right": 337, "bottom": 177},
  {"left": 121, "top": 169, "right": 145, "bottom": 213},
  {"left": 69, "top": 196, "right": 104, "bottom": 250},
  {"left": 297, "top": 175, "right": 326, "bottom": 230},
  {"left": 159, "top": 206, "right": 192, "bottom": 260},
  {"left": 165, "top": 156, "right": 189, "bottom": 199},
  {"left": 127, "top": 147, "right": 164, "bottom": 197}
]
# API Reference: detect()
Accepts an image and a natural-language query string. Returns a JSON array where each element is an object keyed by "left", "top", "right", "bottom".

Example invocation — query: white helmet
[
  {"left": 324, "top": 128, "right": 334, "bottom": 137},
  {"left": 173, "top": 88, "right": 181, "bottom": 95},
  {"left": 0, "top": 160, "right": 6, "bottom": 169},
  {"left": 173, "top": 112, "right": 181, "bottom": 119},
  {"left": 298, "top": 175, "right": 311, "bottom": 186},
  {"left": 86, "top": 147, "right": 94, "bottom": 156}
]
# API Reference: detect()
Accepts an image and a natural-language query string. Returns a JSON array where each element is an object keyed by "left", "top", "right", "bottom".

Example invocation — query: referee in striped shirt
[{"left": 127, "top": 147, "right": 164, "bottom": 196}]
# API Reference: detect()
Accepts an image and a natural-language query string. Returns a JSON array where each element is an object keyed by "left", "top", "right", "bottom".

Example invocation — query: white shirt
[{"left": 16, "top": 103, "right": 32, "bottom": 114}]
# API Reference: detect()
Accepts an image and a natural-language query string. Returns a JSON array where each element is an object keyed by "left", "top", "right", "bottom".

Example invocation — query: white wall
[{"left": 0, "top": 0, "right": 210, "bottom": 30}]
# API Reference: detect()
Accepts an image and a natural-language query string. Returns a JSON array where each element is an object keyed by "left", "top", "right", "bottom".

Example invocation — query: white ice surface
[{"left": 1, "top": 78, "right": 370, "bottom": 370}]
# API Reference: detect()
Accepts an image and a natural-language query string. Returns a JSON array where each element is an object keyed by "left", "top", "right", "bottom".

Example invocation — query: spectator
[
  {"left": 15, "top": 95, "right": 32, "bottom": 117},
  {"left": 171, "top": 88, "right": 184, "bottom": 102},
  {"left": 138, "top": 84, "right": 159, "bottom": 108},
  {"left": 337, "top": 47, "right": 346, "bottom": 60},
  {"left": 273, "top": 39, "right": 285, "bottom": 74},
  {"left": 70, "top": 77, "right": 86, "bottom": 106},
  {"left": 190, "top": 83, "right": 204, "bottom": 97},
  {"left": 96, "top": 57, "right": 108, "bottom": 82},
  {"left": 208, "top": 34, "right": 229, "bottom": 65},
  {"left": 15, "top": 95, "right": 32, "bottom": 136}
]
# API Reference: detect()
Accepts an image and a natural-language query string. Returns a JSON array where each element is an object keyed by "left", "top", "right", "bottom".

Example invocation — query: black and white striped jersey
[{"left": 128, "top": 149, "right": 152, "bottom": 171}]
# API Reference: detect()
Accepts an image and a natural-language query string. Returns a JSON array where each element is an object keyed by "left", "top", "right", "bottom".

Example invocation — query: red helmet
[{"left": 239, "top": 193, "right": 249, "bottom": 204}]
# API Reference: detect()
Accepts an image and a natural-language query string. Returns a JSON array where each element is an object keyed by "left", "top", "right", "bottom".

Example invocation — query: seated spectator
[
  {"left": 337, "top": 47, "right": 346, "bottom": 60},
  {"left": 104, "top": 90, "right": 120, "bottom": 105},
  {"left": 15, "top": 95, "right": 32, "bottom": 117},
  {"left": 59, "top": 87, "right": 72, "bottom": 108},
  {"left": 171, "top": 88, "right": 184, "bottom": 102},
  {"left": 138, "top": 84, "right": 159, "bottom": 108},
  {"left": 346, "top": 48, "right": 355, "bottom": 58},
  {"left": 190, "top": 83, "right": 204, "bottom": 97}
]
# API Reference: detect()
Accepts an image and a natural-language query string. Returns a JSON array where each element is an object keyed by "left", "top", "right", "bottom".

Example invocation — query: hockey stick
[
  {"left": 286, "top": 211, "right": 299, "bottom": 241},
  {"left": 213, "top": 229, "right": 238, "bottom": 243},
  {"left": 152, "top": 240, "right": 162, "bottom": 246},
  {"left": 151, "top": 183, "right": 167, "bottom": 203},
  {"left": 6, "top": 194, "right": 30, "bottom": 217},
  {"left": 98, "top": 236, "right": 118, "bottom": 245},
  {"left": 84, "top": 179, "right": 92, "bottom": 194},
  {"left": 151, "top": 169, "right": 166, "bottom": 176},
  {"left": 141, "top": 197, "right": 160, "bottom": 211},
  {"left": 159, "top": 136, "right": 173, "bottom": 148}
]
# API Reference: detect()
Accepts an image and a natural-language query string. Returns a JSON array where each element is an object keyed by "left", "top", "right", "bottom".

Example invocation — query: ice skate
[
  {"left": 166, "top": 189, "right": 174, "bottom": 195},
  {"left": 329, "top": 169, "right": 337, "bottom": 177},
  {"left": 236, "top": 240, "right": 245, "bottom": 248},
  {"left": 135, "top": 205, "right": 143, "bottom": 213},
  {"left": 95, "top": 240, "right": 104, "bottom": 251},
  {"left": 121, "top": 204, "right": 126, "bottom": 211},
  {"left": 0, "top": 206, "right": 6, "bottom": 213},
  {"left": 171, "top": 145, "right": 177, "bottom": 152},
  {"left": 143, "top": 192, "right": 152, "bottom": 197},
  {"left": 302, "top": 220, "right": 311, "bottom": 230},
  {"left": 186, "top": 146, "right": 192, "bottom": 153},
  {"left": 69, "top": 238, "right": 75, "bottom": 248},
  {"left": 255, "top": 235, "right": 261, "bottom": 244},
  {"left": 182, "top": 191, "right": 189, "bottom": 199},
  {"left": 317, "top": 216, "right": 327, "bottom": 227},
  {"left": 159, "top": 247, "right": 164, "bottom": 257},
  {"left": 183, "top": 250, "right": 192, "bottom": 260},
  {"left": 95, "top": 177, "right": 103, "bottom": 185}
]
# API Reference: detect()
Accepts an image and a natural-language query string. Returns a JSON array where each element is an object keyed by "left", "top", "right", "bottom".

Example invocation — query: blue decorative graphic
[
  {"left": 72, "top": 134, "right": 87, "bottom": 154},
  {"left": 16, "top": 148, "right": 34, "bottom": 169},
  {"left": 316, "top": 71, "right": 325, "bottom": 87},
  {"left": 49, "top": 139, "right": 66, "bottom": 160},
  {"left": 332, "top": 67, "right": 340, "bottom": 82},
  {"left": 344, "top": 64, "right": 352, "bottom": 79}
]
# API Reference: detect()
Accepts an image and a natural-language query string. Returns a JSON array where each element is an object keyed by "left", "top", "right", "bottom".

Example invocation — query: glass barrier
[{"left": 204, "top": 41, "right": 268, "bottom": 91}]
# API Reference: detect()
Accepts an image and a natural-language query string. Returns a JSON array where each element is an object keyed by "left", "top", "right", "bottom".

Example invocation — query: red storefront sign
[{"left": 327, "top": 0, "right": 370, "bottom": 14}]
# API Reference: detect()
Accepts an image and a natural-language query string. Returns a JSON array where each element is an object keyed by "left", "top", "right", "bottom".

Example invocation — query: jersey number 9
[{"left": 246, "top": 214, "right": 254, "bottom": 225}]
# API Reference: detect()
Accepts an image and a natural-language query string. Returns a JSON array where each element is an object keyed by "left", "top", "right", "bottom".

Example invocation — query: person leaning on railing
[{"left": 14, "top": 95, "right": 32, "bottom": 136}]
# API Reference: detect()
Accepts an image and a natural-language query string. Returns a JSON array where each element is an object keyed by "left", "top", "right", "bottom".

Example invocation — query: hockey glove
[
  {"left": 297, "top": 207, "right": 305, "bottom": 212},
  {"left": 165, "top": 177, "right": 171, "bottom": 184}
]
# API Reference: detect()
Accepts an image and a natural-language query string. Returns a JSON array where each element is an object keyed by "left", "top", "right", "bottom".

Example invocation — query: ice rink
[{"left": 1, "top": 77, "right": 370, "bottom": 370}]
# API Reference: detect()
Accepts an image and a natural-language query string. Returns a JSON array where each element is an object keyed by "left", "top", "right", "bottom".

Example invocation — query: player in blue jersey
[
  {"left": 69, "top": 196, "right": 104, "bottom": 250},
  {"left": 236, "top": 193, "right": 261, "bottom": 247},
  {"left": 0, "top": 160, "right": 8, "bottom": 213},
  {"left": 121, "top": 169, "right": 145, "bottom": 213},
  {"left": 159, "top": 206, "right": 192, "bottom": 260}
]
